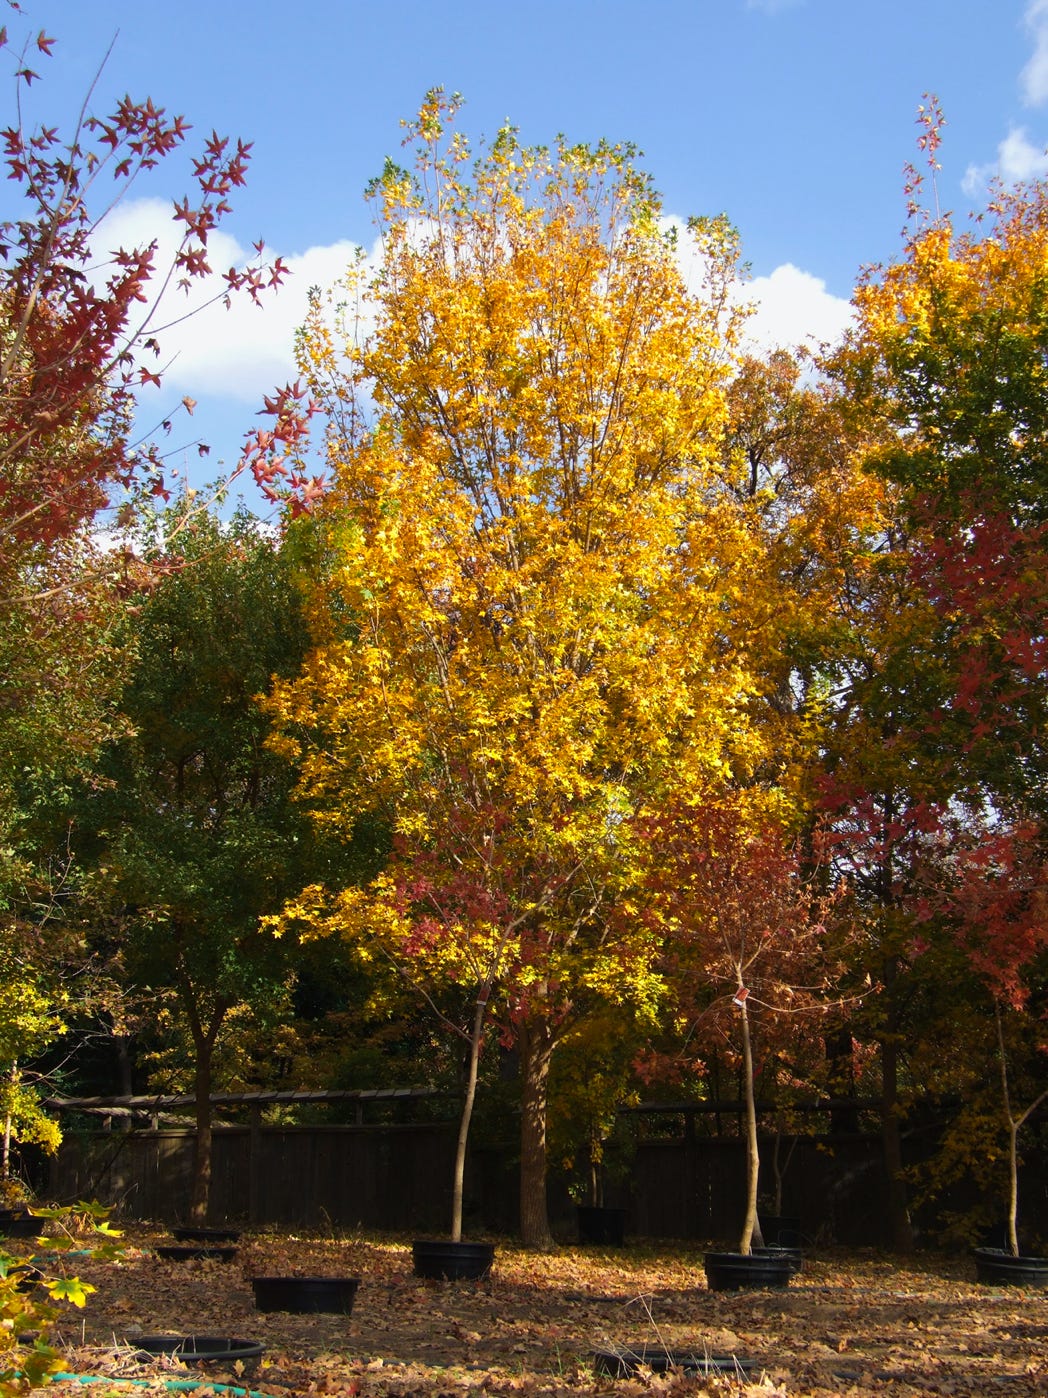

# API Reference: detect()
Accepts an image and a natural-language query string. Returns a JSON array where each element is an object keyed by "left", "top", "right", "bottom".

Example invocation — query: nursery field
[{"left": 35, "top": 1226, "right": 1048, "bottom": 1398}]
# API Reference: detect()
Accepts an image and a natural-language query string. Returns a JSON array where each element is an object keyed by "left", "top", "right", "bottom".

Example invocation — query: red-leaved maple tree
[
  {"left": 0, "top": 5, "right": 288, "bottom": 561},
  {"left": 920, "top": 819, "right": 1048, "bottom": 1256},
  {"left": 640, "top": 790, "right": 855, "bottom": 1255}
]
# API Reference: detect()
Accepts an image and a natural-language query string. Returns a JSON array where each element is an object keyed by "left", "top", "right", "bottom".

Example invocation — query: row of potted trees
[
  {"left": 11, "top": 808, "right": 1044, "bottom": 1288},
  {"left": 434, "top": 793, "right": 1048, "bottom": 1288}
]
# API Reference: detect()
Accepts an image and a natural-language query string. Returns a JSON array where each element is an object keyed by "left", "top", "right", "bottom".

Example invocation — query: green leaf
[{"left": 44, "top": 1275, "right": 95, "bottom": 1307}]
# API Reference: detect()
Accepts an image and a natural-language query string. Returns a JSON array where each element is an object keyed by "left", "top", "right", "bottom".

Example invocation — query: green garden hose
[{"left": 52, "top": 1373, "right": 278, "bottom": 1398}]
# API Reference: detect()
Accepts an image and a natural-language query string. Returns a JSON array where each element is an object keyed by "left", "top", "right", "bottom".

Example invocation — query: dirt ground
[{"left": 30, "top": 1224, "right": 1048, "bottom": 1397}]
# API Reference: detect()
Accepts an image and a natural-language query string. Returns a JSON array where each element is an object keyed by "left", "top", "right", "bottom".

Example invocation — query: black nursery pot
[
  {"left": 973, "top": 1247, "right": 1048, "bottom": 1288},
  {"left": 155, "top": 1244, "right": 238, "bottom": 1263},
  {"left": 171, "top": 1225, "right": 241, "bottom": 1243},
  {"left": 577, "top": 1205, "right": 627, "bottom": 1247},
  {"left": 703, "top": 1249, "right": 792, "bottom": 1291},
  {"left": 132, "top": 1335, "right": 265, "bottom": 1367},
  {"left": 758, "top": 1214, "right": 802, "bottom": 1248},
  {"left": 411, "top": 1239, "right": 495, "bottom": 1280},
  {"left": 753, "top": 1244, "right": 803, "bottom": 1276},
  {"left": 0, "top": 1210, "right": 39, "bottom": 1239},
  {"left": 251, "top": 1275, "right": 360, "bottom": 1313},
  {"left": 593, "top": 1346, "right": 755, "bottom": 1379}
]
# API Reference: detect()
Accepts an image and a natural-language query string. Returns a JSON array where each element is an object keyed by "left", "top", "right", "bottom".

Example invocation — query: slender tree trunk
[
  {"left": 2, "top": 1064, "right": 15, "bottom": 1179},
  {"left": 769, "top": 1112, "right": 798, "bottom": 1218},
  {"left": 880, "top": 957, "right": 914, "bottom": 1253},
  {"left": 996, "top": 1003, "right": 1021, "bottom": 1258},
  {"left": 738, "top": 996, "right": 761, "bottom": 1255},
  {"left": 992, "top": 1003, "right": 1048, "bottom": 1257},
  {"left": 450, "top": 995, "right": 487, "bottom": 1243},
  {"left": 1005, "top": 1114, "right": 1020, "bottom": 1258},
  {"left": 116, "top": 1036, "right": 134, "bottom": 1101},
  {"left": 518, "top": 1017, "right": 555, "bottom": 1250},
  {"left": 189, "top": 1035, "right": 215, "bottom": 1226},
  {"left": 183, "top": 983, "right": 229, "bottom": 1227},
  {"left": 873, "top": 791, "right": 914, "bottom": 1255}
]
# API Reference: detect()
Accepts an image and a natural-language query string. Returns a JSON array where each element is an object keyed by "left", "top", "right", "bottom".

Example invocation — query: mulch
[{"left": 25, "top": 1224, "right": 1048, "bottom": 1396}]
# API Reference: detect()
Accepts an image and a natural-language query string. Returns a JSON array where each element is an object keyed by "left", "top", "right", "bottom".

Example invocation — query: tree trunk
[
  {"left": 116, "top": 1035, "right": 135, "bottom": 1101},
  {"left": 183, "top": 982, "right": 229, "bottom": 1228},
  {"left": 189, "top": 1035, "right": 214, "bottom": 1226},
  {"left": 518, "top": 1017, "right": 555, "bottom": 1250},
  {"left": 881, "top": 1039, "right": 914, "bottom": 1252},
  {"left": 992, "top": 1002, "right": 1048, "bottom": 1257},
  {"left": 880, "top": 958, "right": 914, "bottom": 1253},
  {"left": 450, "top": 995, "right": 486, "bottom": 1243},
  {"left": 2, "top": 1064, "right": 15, "bottom": 1179},
  {"left": 995, "top": 1003, "right": 1021, "bottom": 1258},
  {"left": 738, "top": 995, "right": 761, "bottom": 1255},
  {"left": 769, "top": 1112, "right": 797, "bottom": 1218},
  {"left": 1006, "top": 1114, "right": 1020, "bottom": 1258}
]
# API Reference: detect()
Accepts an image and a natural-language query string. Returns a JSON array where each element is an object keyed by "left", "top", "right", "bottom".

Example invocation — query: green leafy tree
[
  {"left": 77, "top": 505, "right": 324, "bottom": 1222},
  {"left": 0, "top": 932, "right": 65, "bottom": 1177},
  {"left": 0, "top": 3, "right": 284, "bottom": 1197},
  {"left": 547, "top": 1006, "right": 645, "bottom": 1209}
]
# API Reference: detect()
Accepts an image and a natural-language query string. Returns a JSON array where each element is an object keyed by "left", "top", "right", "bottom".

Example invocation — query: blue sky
[{"left": 15, "top": 1, "right": 1048, "bottom": 513}]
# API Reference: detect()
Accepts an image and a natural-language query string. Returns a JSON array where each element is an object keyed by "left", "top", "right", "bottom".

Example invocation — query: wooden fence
[
  {"left": 48, "top": 1101, "right": 1048, "bottom": 1247},
  {"left": 50, "top": 1121, "right": 918, "bottom": 1245},
  {"left": 50, "top": 1122, "right": 466, "bottom": 1235}
]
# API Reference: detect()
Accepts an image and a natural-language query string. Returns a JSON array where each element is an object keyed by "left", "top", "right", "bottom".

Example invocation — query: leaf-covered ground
[{"left": 36, "top": 1225, "right": 1048, "bottom": 1397}]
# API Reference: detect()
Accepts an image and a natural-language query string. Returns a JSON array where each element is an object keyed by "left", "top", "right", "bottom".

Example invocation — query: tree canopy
[{"left": 260, "top": 92, "right": 822, "bottom": 1245}]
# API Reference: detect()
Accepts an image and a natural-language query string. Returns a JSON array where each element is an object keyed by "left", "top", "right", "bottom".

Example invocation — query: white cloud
[
  {"left": 95, "top": 201, "right": 852, "bottom": 428},
  {"left": 158, "top": 239, "right": 363, "bottom": 399},
  {"left": 738, "top": 263, "right": 853, "bottom": 354},
  {"left": 962, "top": 125, "right": 1048, "bottom": 196},
  {"left": 964, "top": 1, "right": 1048, "bottom": 196},
  {"left": 1022, "top": 0, "right": 1048, "bottom": 105},
  {"left": 663, "top": 216, "right": 851, "bottom": 354},
  {"left": 90, "top": 198, "right": 362, "bottom": 401}
]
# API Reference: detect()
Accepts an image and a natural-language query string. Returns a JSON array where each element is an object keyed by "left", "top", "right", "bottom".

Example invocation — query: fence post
[{"left": 249, "top": 1105, "right": 262, "bottom": 1224}]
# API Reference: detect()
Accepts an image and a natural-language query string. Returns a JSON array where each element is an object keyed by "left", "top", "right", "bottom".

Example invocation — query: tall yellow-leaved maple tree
[{"left": 266, "top": 93, "right": 780, "bottom": 1247}]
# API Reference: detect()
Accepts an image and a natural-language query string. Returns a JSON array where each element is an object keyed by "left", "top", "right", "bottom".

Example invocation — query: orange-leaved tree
[
  {"left": 264, "top": 92, "right": 785, "bottom": 1247},
  {"left": 821, "top": 101, "right": 1048, "bottom": 1248}
]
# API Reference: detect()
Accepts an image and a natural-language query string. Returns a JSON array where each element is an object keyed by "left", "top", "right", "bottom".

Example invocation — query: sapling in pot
[
  {"left": 641, "top": 789, "right": 855, "bottom": 1259},
  {"left": 930, "top": 820, "right": 1048, "bottom": 1269},
  {"left": 283, "top": 839, "right": 527, "bottom": 1249}
]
